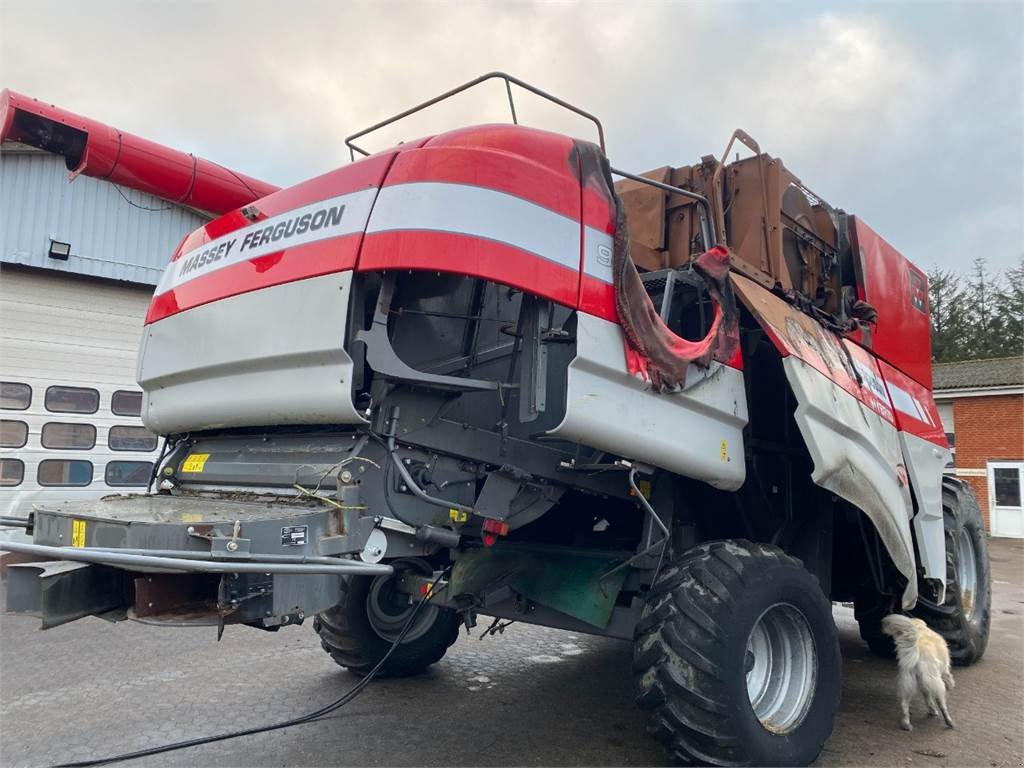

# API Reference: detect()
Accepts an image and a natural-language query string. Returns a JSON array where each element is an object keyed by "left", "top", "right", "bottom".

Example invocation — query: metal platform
[{"left": 3, "top": 493, "right": 390, "bottom": 631}]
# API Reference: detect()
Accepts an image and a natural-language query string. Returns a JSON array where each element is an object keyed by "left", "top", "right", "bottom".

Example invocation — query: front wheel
[
  {"left": 633, "top": 540, "right": 841, "bottom": 767},
  {"left": 912, "top": 477, "right": 991, "bottom": 665},
  {"left": 313, "top": 559, "right": 460, "bottom": 677}
]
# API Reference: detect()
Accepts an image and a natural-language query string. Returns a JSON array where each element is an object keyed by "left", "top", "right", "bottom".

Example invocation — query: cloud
[{"left": 1, "top": 0, "right": 1020, "bottom": 273}]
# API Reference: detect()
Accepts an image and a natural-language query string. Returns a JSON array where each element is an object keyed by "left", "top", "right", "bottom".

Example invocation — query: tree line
[{"left": 928, "top": 257, "right": 1023, "bottom": 362}]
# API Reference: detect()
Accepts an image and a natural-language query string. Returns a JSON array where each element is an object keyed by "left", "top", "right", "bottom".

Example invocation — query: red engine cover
[
  {"left": 357, "top": 124, "right": 587, "bottom": 310},
  {"left": 850, "top": 217, "right": 933, "bottom": 389}
]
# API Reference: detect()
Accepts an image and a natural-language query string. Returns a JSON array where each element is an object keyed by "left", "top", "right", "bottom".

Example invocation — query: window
[
  {"left": 105, "top": 460, "right": 153, "bottom": 487},
  {"left": 1, "top": 382, "right": 31, "bottom": 410},
  {"left": 37, "top": 459, "right": 93, "bottom": 487},
  {"left": 45, "top": 386, "right": 99, "bottom": 414},
  {"left": 0, "top": 458, "right": 24, "bottom": 487},
  {"left": 0, "top": 420, "right": 28, "bottom": 448},
  {"left": 994, "top": 468, "right": 1022, "bottom": 507},
  {"left": 944, "top": 432, "right": 956, "bottom": 449},
  {"left": 41, "top": 422, "right": 97, "bottom": 450},
  {"left": 108, "top": 425, "right": 158, "bottom": 452},
  {"left": 111, "top": 390, "right": 144, "bottom": 417}
]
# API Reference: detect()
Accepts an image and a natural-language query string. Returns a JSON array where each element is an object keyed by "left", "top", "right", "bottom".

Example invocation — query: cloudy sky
[{"left": 2, "top": 1, "right": 1021, "bottom": 273}]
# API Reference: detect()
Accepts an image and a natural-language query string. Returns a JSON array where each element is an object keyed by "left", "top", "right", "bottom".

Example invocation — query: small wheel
[
  {"left": 314, "top": 558, "right": 460, "bottom": 677},
  {"left": 912, "top": 478, "right": 991, "bottom": 665},
  {"left": 633, "top": 540, "right": 841, "bottom": 767}
]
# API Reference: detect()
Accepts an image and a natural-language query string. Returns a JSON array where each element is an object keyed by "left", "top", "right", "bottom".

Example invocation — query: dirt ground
[{"left": 0, "top": 538, "right": 1021, "bottom": 767}]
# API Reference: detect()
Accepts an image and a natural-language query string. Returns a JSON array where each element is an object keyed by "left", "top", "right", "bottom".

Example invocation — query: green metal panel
[{"left": 449, "top": 542, "right": 628, "bottom": 628}]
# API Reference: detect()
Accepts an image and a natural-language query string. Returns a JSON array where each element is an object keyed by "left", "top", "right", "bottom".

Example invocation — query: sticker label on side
[
  {"left": 281, "top": 525, "right": 308, "bottom": 547},
  {"left": 71, "top": 519, "right": 86, "bottom": 548},
  {"left": 182, "top": 453, "right": 210, "bottom": 473}
]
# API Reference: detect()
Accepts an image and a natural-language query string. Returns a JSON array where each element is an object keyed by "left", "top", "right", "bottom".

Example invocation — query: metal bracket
[
  {"left": 7, "top": 561, "right": 123, "bottom": 629},
  {"left": 474, "top": 470, "right": 523, "bottom": 521},
  {"left": 354, "top": 276, "right": 499, "bottom": 392},
  {"left": 517, "top": 296, "right": 549, "bottom": 423}
]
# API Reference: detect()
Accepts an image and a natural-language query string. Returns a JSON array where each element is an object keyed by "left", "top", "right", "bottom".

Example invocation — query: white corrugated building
[{"left": 0, "top": 90, "right": 275, "bottom": 517}]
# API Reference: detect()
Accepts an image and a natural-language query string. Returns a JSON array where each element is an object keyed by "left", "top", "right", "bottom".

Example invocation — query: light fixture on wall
[{"left": 47, "top": 240, "right": 71, "bottom": 260}]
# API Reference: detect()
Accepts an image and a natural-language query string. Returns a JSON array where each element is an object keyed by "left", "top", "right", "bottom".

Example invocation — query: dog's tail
[
  {"left": 942, "top": 667, "right": 955, "bottom": 690},
  {"left": 880, "top": 613, "right": 917, "bottom": 637}
]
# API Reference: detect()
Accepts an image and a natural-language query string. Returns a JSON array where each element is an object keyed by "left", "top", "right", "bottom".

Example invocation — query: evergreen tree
[
  {"left": 994, "top": 257, "right": 1024, "bottom": 357},
  {"left": 965, "top": 257, "right": 1006, "bottom": 358},
  {"left": 930, "top": 257, "right": 1024, "bottom": 361},
  {"left": 928, "top": 267, "right": 970, "bottom": 362}
]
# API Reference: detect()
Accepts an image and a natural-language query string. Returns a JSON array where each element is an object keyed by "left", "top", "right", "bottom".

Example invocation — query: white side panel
[
  {"left": 548, "top": 313, "right": 747, "bottom": 490},
  {"left": 901, "top": 431, "right": 951, "bottom": 600},
  {"left": 783, "top": 356, "right": 919, "bottom": 608},
  {"left": 138, "top": 271, "right": 365, "bottom": 433}
]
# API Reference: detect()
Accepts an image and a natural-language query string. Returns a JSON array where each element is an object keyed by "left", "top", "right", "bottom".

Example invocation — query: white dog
[{"left": 881, "top": 614, "right": 955, "bottom": 731}]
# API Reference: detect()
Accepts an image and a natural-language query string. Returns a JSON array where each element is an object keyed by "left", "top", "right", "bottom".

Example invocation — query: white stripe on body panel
[
  {"left": 155, "top": 188, "right": 378, "bottom": 295},
  {"left": 583, "top": 228, "right": 614, "bottom": 284},
  {"left": 367, "top": 182, "right": 581, "bottom": 272},
  {"left": 888, "top": 382, "right": 933, "bottom": 425}
]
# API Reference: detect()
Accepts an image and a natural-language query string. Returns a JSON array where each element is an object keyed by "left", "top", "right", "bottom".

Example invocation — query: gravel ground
[{"left": 0, "top": 538, "right": 1021, "bottom": 767}]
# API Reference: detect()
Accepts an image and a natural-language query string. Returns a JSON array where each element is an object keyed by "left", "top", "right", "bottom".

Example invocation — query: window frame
[
  {"left": 108, "top": 425, "right": 159, "bottom": 453},
  {"left": 104, "top": 460, "right": 154, "bottom": 487},
  {"left": 41, "top": 421, "right": 98, "bottom": 451},
  {"left": 44, "top": 385, "right": 100, "bottom": 415},
  {"left": 111, "top": 390, "right": 144, "bottom": 418},
  {"left": 1, "top": 382, "right": 32, "bottom": 411},
  {"left": 0, "top": 458, "right": 25, "bottom": 487},
  {"left": 0, "top": 419, "right": 29, "bottom": 449},
  {"left": 37, "top": 458, "right": 94, "bottom": 487}
]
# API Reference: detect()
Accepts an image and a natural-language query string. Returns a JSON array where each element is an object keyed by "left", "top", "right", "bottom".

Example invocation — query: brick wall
[{"left": 952, "top": 393, "right": 1024, "bottom": 529}]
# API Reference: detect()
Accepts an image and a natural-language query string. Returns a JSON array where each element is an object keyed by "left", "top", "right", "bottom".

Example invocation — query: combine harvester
[{"left": 3, "top": 74, "right": 990, "bottom": 766}]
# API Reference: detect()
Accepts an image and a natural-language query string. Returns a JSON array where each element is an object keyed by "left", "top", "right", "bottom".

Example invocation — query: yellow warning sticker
[
  {"left": 71, "top": 519, "right": 86, "bottom": 548},
  {"left": 180, "top": 512, "right": 203, "bottom": 523},
  {"left": 636, "top": 480, "right": 652, "bottom": 500},
  {"left": 720, "top": 440, "right": 728, "bottom": 462},
  {"left": 449, "top": 508, "right": 468, "bottom": 523},
  {"left": 182, "top": 453, "right": 210, "bottom": 473}
]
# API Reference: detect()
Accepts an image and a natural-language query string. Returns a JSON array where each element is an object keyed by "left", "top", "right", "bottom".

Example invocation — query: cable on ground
[{"left": 52, "top": 566, "right": 452, "bottom": 768}]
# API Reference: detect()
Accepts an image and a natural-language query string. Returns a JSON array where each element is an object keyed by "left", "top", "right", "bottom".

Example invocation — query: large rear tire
[
  {"left": 313, "top": 560, "right": 460, "bottom": 677},
  {"left": 633, "top": 540, "right": 841, "bottom": 767},
  {"left": 912, "top": 478, "right": 991, "bottom": 665}
]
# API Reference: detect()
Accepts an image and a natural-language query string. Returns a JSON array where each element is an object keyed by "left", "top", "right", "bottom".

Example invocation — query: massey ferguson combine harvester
[{"left": 4, "top": 75, "right": 991, "bottom": 766}]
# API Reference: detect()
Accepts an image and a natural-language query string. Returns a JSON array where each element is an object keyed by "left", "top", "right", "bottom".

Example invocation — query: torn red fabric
[
  {"left": 616, "top": 245, "right": 739, "bottom": 390},
  {"left": 573, "top": 141, "right": 740, "bottom": 391}
]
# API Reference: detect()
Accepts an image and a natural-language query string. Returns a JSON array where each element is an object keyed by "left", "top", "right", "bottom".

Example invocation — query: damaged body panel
[{"left": 732, "top": 272, "right": 921, "bottom": 607}]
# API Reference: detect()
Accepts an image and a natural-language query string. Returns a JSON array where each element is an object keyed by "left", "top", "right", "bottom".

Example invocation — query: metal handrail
[
  {"left": 345, "top": 71, "right": 605, "bottom": 160},
  {"left": 610, "top": 167, "right": 718, "bottom": 249}
]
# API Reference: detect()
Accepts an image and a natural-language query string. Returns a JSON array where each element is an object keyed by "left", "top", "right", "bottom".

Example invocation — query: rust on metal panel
[
  {"left": 134, "top": 574, "right": 218, "bottom": 618},
  {"left": 732, "top": 272, "right": 852, "bottom": 383},
  {"left": 616, "top": 128, "right": 843, "bottom": 315},
  {"left": 613, "top": 167, "right": 670, "bottom": 271}
]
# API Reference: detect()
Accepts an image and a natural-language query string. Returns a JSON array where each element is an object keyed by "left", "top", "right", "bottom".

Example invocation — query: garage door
[
  {"left": 0, "top": 267, "right": 158, "bottom": 517},
  {"left": 989, "top": 461, "right": 1024, "bottom": 538}
]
